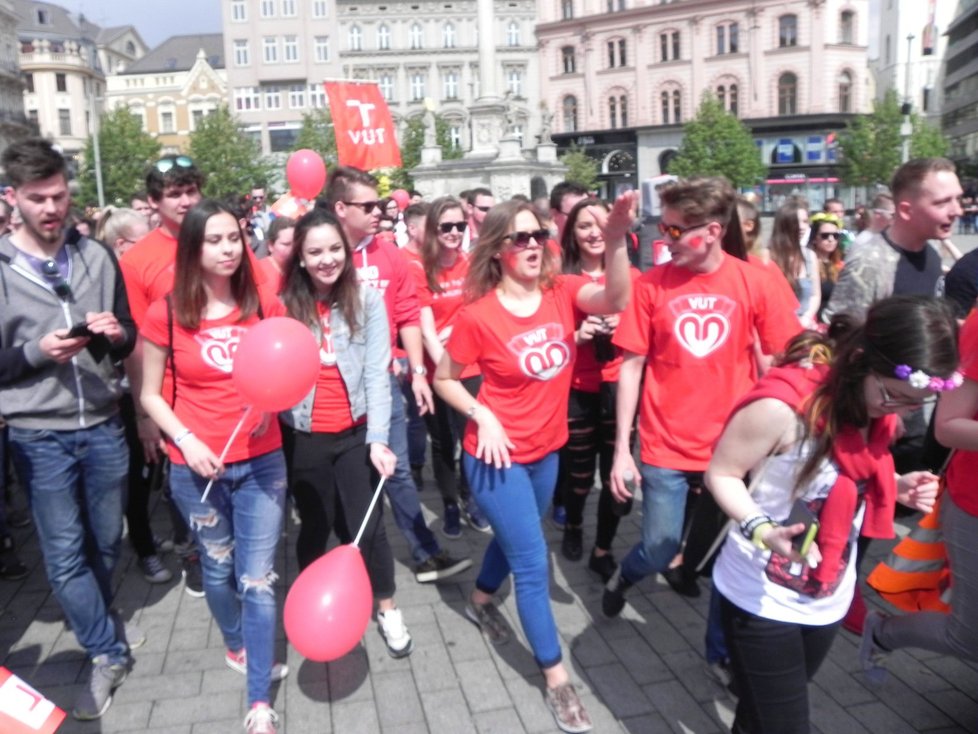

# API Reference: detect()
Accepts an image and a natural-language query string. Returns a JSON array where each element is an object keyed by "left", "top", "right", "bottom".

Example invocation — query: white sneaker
[
  {"left": 243, "top": 703, "right": 278, "bottom": 734},
  {"left": 377, "top": 608, "right": 414, "bottom": 658}
]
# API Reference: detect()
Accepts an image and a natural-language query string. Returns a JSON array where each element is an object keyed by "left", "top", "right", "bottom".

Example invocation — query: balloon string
[
  {"left": 201, "top": 405, "right": 254, "bottom": 504},
  {"left": 353, "top": 476, "right": 386, "bottom": 549}
]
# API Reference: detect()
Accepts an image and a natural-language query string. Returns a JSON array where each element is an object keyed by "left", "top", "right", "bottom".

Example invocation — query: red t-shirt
[
  {"left": 747, "top": 253, "right": 801, "bottom": 317},
  {"left": 411, "top": 254, "right": 479, "bottom": 381},
  {"left": 353, "top": 235, "right": 420, "bottom": 358},
  {"left": 309, "top": 303, "right": 360, "bottom": 433},
  {"left": 613, "top": 253, "right": 802, "bottom": 471},
  {"left": 141, "top": 288, "right": 286, "bottom": 465},
  {"left": 447, "top": 275, "right": 587, "bottom": 464},
  {"left": 258, "top": 257, "right": 285, "bottom": 295},
  {"left": 944, "top": 310, "right": 978, "bottom": 517},
  {"left": 571, "top": 267, "right": 641, "bottom": 393}
]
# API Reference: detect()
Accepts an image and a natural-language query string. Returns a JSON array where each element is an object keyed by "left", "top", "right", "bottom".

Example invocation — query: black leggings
[
  {"left": 424, "top": 375, "right": 481, "bottom": 507},
  {"left": 282, "top": 423, "right": 396, "bottom": 599},
  {"left": 720, "top": 594, "right": 840, "bottom": 734},
  {"left": 558, "top": 384, "right": 623, "bottom": 551}
]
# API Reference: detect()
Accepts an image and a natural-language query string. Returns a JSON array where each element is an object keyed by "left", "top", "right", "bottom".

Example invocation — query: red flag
[
  {"left": 324, "top": 81, "right": 402, "bottom": 170},
  {"left": 0, "top": 667, "right": 66, "bottom": 734}
]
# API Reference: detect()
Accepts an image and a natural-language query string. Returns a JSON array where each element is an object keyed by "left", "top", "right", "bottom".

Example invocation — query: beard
[{"left": 24, "top": 215, "right": 65, "bottom": 245}]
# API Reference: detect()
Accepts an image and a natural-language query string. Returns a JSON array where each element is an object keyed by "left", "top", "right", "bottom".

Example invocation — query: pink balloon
[
  {"left": 390, "top": 189, "right": 410, "bottom": 211},
  {"left": 286, "top": 149, "right": 327, "bottom": 200},
  {"left": 284, "top": 545, "right": 373, "bottom": 662},
  {"left": 232, "top": 317, "right": 319, "bottom": 412}
]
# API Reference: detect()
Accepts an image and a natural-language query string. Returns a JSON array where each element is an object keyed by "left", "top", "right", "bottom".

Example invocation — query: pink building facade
[{"left": 536, "top": 0, "right": 871, "bottom": 211}]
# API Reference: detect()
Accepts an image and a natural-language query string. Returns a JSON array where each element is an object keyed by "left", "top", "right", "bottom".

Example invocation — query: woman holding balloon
[
  {"left": 433, "top": 194, "right": 634, "bottom": 734},
  {"left": 278, "top": 209, "right": 412, "bottom": 660},
  {"left": 140, "top": 200, "right": 292, "bottom": 734}
]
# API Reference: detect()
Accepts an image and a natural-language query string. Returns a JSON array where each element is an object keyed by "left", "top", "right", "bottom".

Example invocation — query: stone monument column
[{"left": 466, "top": 0, "right": 507, "bottom": 158}]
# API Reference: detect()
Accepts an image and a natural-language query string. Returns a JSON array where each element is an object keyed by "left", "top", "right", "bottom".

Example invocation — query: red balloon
[
  {"left": 389, "top": 189, "right": 410, "bottom": 211},
  {"left": 232, "top": 317, "right": 319, "bottom": 412},
  {"left": 284, "top": 545, "right": 373, "bottom": 662},
  {"left": 286, "top": 149, "right": 327, "bottom": 200}
]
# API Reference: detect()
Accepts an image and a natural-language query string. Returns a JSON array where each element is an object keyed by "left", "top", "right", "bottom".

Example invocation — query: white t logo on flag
[{"left": 346, "top": 99, "right": 376, "bottom": 127}]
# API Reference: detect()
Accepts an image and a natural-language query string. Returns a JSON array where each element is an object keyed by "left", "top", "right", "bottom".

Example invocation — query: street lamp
[
  {"left": 89, "top": 88, "right": 105, "bottom": 208},
  {"left": 901, "top": 33, "right": 914, "bottom": 164}
]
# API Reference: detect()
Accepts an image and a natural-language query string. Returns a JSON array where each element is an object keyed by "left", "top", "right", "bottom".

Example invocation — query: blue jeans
[
  {"left": 9, "top": 417, "right": 129, "bottom": 663},
  {"left": 396, "top": 359, "right": 427, "bottom": 467},
  {"left": 387, "top": 373, "right": 440, "bottom": 564},
  {"left": 706, "top": 585, "right": 729, "bottom": 664},
  {"left": 620, "top": 464, "right": 690, "bottom": 585},
  {"left": 169, "top": 450, "right": 286, "bottom": 706},
  {"left": 464, "top": 451, "right": 562, "bottom": 669}
]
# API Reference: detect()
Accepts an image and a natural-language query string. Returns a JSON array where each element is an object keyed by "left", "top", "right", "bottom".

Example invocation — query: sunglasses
[
  {"left": 438, "top": 221, "right": 467, "bottom": 234},
  {"left": 154, "top": 155, "right": 194, "bottom": 173},
  {"left": 658, "top": 220, "right": 710, "bottom": 240},
  {"left": 874, "top": 374, "right": 937, "bottom": 409},
  {"left": 505, "top": 229, "right": 550, "bottom": 249},
  {"left": 41, "top": 259, "right": 72, "bottom": 300},
  {"left": 475, "top": 205, "right": 492, "bottom": 213},
  {"left": 817, "top": 232, "right": 840, "bottom": 240},
  {"left": 342, "top": 200, "right": 381, "bottom": 213}
]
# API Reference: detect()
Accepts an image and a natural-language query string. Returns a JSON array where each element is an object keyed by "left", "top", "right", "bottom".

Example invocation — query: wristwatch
[{"left": 412, "top": 365, "right": 427, "bottom": 376}]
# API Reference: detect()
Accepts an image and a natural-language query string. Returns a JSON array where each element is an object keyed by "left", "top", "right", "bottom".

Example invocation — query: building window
[
  {"left": 260, "top": 0, "right": 275, "bottom": 18},
  {"left": 443, "top": 70, "right": 459, "bottom": 100},
  {"left": 191, "top": 109, "right": 204, "bottom": 129},
  {"left": 507, "top": 22, "right": 520, "bottom": 47},
  {"left": 778, "top": 72, "right": 797, "bottom": 115},
  {"left": 840, "top": 10, "right": 854, "bottom": 44},
  {"left": 312, "top": 0, "right": 328, "bottom": 18},
  {"left": 289, "top": 84, "right": 306, "bottom": 108},
  {"left": 235, "top": 86, "right": 261, "bottom": 111},
  {"left": 308, "top": 83, "right": 327, "bottom": 108},
  {"left": 443, "top": 22, "right": 456, "bottom": 48},
  {"left": 922, "top": 86, "right": 932, "bottom": 112},
  {"left": 607, "top": 38, "right": 626, "bottom": 67},
  {"left": 837, "top": 70, "right": 852, "bottom": 112},
  {"left": 660, "top": 31, "right": 679, "bottom": 61},
  {"left": 609, "top": 95, "right": 627, "bottom": 128},
  {"left": 379, "top": 73, "right": 394, "bottom": 101},
  {"left": 56, "top": 73, "right": 67, "bottom": 92},
  {"left": 607, "top": 0, "right": 626, "bottom": 9},
  {"left": 314, "top": 36, "right": 329, "bottom": 62},
  {"left": 231, "top": 0, "right": 246, "bottom": 21},
  {"left": 378, "top": 24, "right": 391, "bottom": 50},
  {"left": 282, "top": 0, "right": 296, "bottom": 15},
  {"left": 410, "top": 72, "right": 425, "bottom": 100},
  {"left": 284, "top": 35, "right": 299, "bottom": 62},
  {"left": 449, "top": 124, "right": 462, "bottom": 149},
  {"left": 561, "top": 0, "right": 573, "bottom": 19},
  {"left": 562, "top": 46, "right": 576, "bottom": 74},
  {"left": 234, "top": 40, "right": 249, "bottom": 65},
  {"left": 779, "top": 15, "right": 798, "bottom": 48},
  {"left": 507, "top": 68, "right": 523, "bottom": 96},
  {"left": 562, "top": 95, "right": 577, "bottom": 132},
  {"left": 24, "top": 73, "right": 34, "bottom": 93},
  {"left": 263, "top": 37, "right": 278, "bottom": 63},
  {"left": 661, "top": 89, "right": 682, "bottom": 123},
  {"left": 28, "top": 109, "right": 39, "bottom": 126},
  {"left": 717, "top": 22, "right": 739, "bottom": 54},
  {"left": 265, "top": 85, "right": 282, "bottom": 110},
  {"left": 717, "top": 83, "right": 739, "bottom": 115},
  {"left": 58, "top": 108, "right": 71, "bottom": 136},
  {"left": 160, "top": 110, "right": 174, "bottom": 133},
  {"left": 411, "top": 24, "right": 424, "bottom": 50}
]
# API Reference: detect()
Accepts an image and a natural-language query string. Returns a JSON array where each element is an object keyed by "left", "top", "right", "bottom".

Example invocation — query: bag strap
[{"left": 165, "top": 294, "right": 177, "bottom": 409}]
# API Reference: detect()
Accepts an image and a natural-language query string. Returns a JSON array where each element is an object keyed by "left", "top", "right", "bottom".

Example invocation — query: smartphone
[
  {"left": 786, "top": 498, "right": 820, "bottom": 557},
  {"left": 65, "top": 322, "right": 93, "bottom": 339}
]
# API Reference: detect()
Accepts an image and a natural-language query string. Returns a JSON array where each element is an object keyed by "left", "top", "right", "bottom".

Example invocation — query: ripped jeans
[{"left": 169, "top": 449, "right": 287, "bottom": 706}]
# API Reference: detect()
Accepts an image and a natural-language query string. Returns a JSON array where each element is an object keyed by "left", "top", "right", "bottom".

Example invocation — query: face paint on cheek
[
  {"left": 688, "top": 235, "right": 705, "bottom": 249},
  {"left": 500, "top": 249, "right": 519, "bottom": 270}
]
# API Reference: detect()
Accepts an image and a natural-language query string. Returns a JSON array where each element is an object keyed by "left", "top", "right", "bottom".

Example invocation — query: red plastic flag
[
  {"left": 324, "top": 81, "right": 402, "bottom": 170},
  {"left": 0, "top": 667, "right": 66, "bottom": 734}
]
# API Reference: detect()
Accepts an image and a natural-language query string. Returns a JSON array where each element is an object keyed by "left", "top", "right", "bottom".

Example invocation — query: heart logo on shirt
[
  {"left": 674, "top": 312, "right": 730, "bottom": 358},
  {"left": 195, "top": 326, "right": 248, "bottom": 373}
]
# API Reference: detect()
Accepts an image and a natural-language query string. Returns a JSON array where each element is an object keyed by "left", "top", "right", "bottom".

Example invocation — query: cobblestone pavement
[{"left": 1, "top": 471, "right": 976, "bottom": 734}]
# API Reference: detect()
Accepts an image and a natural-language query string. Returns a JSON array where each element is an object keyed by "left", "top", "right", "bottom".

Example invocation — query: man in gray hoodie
[{"left": 0, "top": 138, "right": 137, "bottom": 720}]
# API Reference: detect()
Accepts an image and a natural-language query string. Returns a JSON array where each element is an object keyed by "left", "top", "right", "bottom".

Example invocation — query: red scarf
[{"left": 731, "top": 363, "right": 897, "bottom": 587}]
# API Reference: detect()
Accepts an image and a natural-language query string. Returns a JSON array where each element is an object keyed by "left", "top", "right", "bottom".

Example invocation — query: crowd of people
[{"left": 0, "top": 136, "right": 976, "bottom": 734}]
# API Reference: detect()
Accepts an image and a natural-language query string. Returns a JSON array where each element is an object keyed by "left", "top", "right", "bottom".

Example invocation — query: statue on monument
[
  {"left": 539, "top": 102, "right": 554, "bottom": 144},
  {"left": 423, "top": 98, "right": 437, "bottom": 147},
  {"left": 503, "top": 91, "right": 520, "bottom": 137}
]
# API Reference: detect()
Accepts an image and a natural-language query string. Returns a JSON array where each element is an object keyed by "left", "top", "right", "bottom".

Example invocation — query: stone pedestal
[
  {"left": 536, "top": 143, "right": 558, "bottom": 163},
  {"left": 466, "top": 98, "right": 506, "bottom": 158},
  {"left": 420, "top": 144, "right": 443, "bottom": 165}
]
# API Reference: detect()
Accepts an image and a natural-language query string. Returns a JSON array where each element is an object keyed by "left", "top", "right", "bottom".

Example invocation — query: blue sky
[{"left": 58, "top": 0, "right": 223, "bottom": 49}]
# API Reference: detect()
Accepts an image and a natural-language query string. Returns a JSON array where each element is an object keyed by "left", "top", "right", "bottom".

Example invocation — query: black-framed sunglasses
[
  {"left": 342, "top": 200, "right": 381, "bottom": 213},
  {"left": 658, "top": 220, "right": 710, "bottom": 241},
  {"left": 817, "top": 232, "right": 840, "bottom": 240},
  {"left": 154, "top": 155, "right": 194, "bottom": 174},
  {"left": 874, "top": 373, "right": 937, "bottom": 409},
  {"left": 504, "top": 229, "right": 550, "bottom": 249},
  {"left": 40, "top": 259, "right": 72, "bottom": 300},
  {"left": 438, "top": 221, "right": 467, "bottom": 234}
]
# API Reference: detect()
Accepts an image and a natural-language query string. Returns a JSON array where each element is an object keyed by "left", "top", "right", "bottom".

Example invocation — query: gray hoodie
[{"left": 0, "top": 232, "right": 136, "bottom": 430}]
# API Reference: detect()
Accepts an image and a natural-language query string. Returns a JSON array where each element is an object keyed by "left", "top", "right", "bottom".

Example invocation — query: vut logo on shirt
[
  {"left": 668, "top": 294, "right": 736, "bottom": 358},
  {"left": 356, "top": 264, "right": 391, "bottom": 296},
  {"left": 506, "top": 322, "right": 572, "bottom": 381},
  {"left": 194, "top": 326, "right": 249, "bottom": 373}
]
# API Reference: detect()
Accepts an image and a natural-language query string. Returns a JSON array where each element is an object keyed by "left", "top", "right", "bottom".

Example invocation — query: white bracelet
[{"left": 173, "top": 429, "right": 193, "bottom": 447}]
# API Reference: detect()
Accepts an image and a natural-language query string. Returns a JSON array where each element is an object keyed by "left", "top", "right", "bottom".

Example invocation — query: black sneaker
[
  {"left": 561, "top": 526, "right": 583, "bottom": 562},
  {"left": 182, "top": 553, "right": 205, "bottom": 598},
  {"left": 602, "top": 566, "right": 632, "bottom": 618},
  {"left": 587, "top": 550, "right": 616, "bottom": 583},
  {"left": 661, "top": 566, "right": 701, "bottom": 598},
  {"left": 414, "top": 551, "right": 472, "bottom": 583},
  {"left": 0, "top": 535, "right": 27, "bottom": 581}
]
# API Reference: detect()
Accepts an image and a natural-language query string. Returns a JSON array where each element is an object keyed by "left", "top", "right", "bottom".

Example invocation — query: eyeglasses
[
  {"left": 342, "top": 200, "right": 381, "bottom": 213},
  {"left": 504, "top": 229, "right": 550, "bottom": 249},
  {"left": 874, "top": 374, "right": 937, "bottom": 409},
  {"left": 438, "top": 221, "right": 467, "bottom": 234},
  {"left": 475, "top": 205, "right": 492, "bottom": 213},
  {"left": 40, "top": 259, "right": 72, "bottom": 300},
  {"left": 817, "top": 232, "right": 840, "bottom": 240},
  {"left": 658, "top": 220, "right": 710, "bottom": 241},
  {"left": 153, "top": 155, "right": 194, "bottom": 174}
]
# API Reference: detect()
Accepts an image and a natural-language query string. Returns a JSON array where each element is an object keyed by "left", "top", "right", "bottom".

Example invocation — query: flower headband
[{"left": 894, "top": 364, "right": 963, "bottom": 392}]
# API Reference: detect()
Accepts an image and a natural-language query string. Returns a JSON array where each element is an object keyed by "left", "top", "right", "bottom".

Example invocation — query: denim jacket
[{"left": 281, "top": 283, "right": 391, "bottom": 444}]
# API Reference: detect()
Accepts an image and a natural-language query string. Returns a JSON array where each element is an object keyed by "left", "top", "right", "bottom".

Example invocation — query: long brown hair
[
  {"left": 280, "top": 209, "right": 362, "bottom": 335},
  {"left": 806, "top": 212, "right": 843, "bottom": 284},
  {"left": 421, "top": 196, "right": 465, "bottom": 294},
  {"left": 768, "top": 199, "right": 807, "bottom": 291},
  {"left": 172, "top": 199, "right": 260, "bottom": 329},
  {"left": 560, "top": 197, "right": 606, "bottom": 275},
  {"left": 464, "top": 200, "right": 556, "bottom": 301}
]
